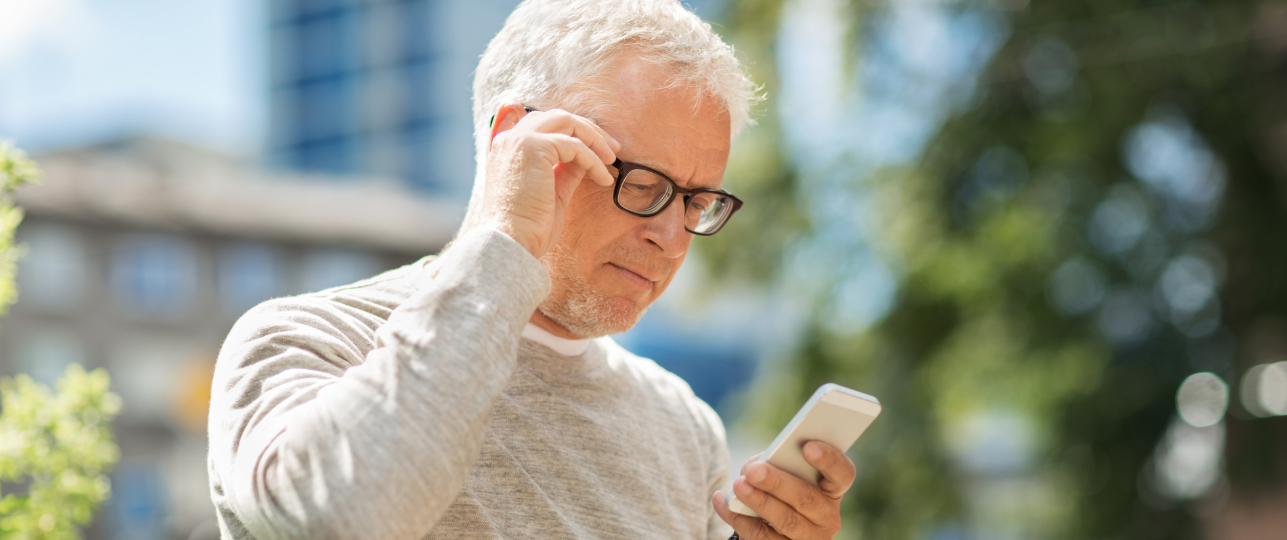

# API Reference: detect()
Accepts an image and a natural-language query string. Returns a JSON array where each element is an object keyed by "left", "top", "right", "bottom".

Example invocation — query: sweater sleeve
[
  {"left": 697, "top": 398, "right": 734, "bottom": 540},
  {"left": 207, "top": 227, "right": 550, "bottom": 540}
]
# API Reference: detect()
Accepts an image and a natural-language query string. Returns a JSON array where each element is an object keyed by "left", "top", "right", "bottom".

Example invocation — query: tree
[
  {"left": 0, "top": 366, "right": 122, "bottom": 539},
  {"left": 0, "top": 141, "right": 121, "bottom": 539},
  {"left": 0, "top": 141, "right": 38, "bottom": 315},
  {"left": 711, "top": 0, "right": 1286, "bottom": 538}
]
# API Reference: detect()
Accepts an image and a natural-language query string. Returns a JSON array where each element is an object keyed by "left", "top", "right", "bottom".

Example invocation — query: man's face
[{"left": 537, "top": 55, "right": 732, "bottom": 338}]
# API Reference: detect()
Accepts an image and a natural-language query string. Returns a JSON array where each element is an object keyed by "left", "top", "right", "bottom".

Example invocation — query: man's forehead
[
  {"left": 601, "top": 107, "right": 728, "bottom": 186},
  {"left": 547, "top": 55, "right": 731, "bottom": 189},
  {"left": 623, "top": 152, "right": 727, "bottom": 190},
  {"left": 611, "top": 119, "right": 731, "bottom": 190}
]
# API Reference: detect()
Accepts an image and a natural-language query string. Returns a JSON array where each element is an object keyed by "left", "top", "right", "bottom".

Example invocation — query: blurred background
[{"left": 0, "top": 0, "right": 1284, "bottom": 538}]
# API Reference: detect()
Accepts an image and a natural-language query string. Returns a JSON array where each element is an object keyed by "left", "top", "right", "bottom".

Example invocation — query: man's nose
[{"left": 641, "top": 196, "right": 690, "bottom": 258}]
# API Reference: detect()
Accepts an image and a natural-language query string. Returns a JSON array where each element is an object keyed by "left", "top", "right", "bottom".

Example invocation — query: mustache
[{"left": 609, "top": 249, "right": 672, "bottom": 280}]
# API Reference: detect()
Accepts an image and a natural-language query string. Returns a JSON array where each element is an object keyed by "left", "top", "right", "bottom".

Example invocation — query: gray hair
[
  {"left": 462, "top": 0, "right": 759, "bottom": 232},
  {"left": 473, "top": 0, "right": 758, "bottom": 137}
]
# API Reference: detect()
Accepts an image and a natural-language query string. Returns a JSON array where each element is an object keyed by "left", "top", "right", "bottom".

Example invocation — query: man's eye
[
  {"left": 689, "top": 199, "right": 709, "bottom": 212},
  {"left": 624, "top": 183, "right": 652, "bottom": 194}
]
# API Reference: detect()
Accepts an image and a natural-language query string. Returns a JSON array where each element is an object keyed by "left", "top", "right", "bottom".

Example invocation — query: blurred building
[
  {"left": 266, "top": 0, "right": 522, "bottom": 196},
  {"left": 264, "top": 0, "right": 727, "bottom": 197},
  {"left": 0, "top": 136, "right": 461, "bottom": 540}
]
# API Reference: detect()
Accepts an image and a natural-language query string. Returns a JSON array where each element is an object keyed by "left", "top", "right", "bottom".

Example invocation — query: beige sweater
[{"left": 206, "top": 227, "right": 732, "bottom": 540}]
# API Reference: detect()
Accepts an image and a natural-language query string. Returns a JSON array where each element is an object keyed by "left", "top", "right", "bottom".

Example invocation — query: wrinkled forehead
[{"left": 577, "top": 56, "right": 732, "bottom": 190}]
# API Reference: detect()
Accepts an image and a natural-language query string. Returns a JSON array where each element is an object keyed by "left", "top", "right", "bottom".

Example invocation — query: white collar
[{"left": 522, "top": 323, "right": 590, "bottom": 356}]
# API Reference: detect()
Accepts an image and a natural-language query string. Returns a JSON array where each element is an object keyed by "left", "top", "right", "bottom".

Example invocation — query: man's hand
[
  {"left": 712, "top": 441, "right": 856, "bottom": 540},
  {"left": 479, "top": 106, "right": 621, "bottom": 258}
]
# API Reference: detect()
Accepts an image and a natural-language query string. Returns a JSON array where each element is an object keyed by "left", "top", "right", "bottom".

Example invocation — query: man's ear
[{"left": 488, "top": 104, "right": 529, "bottom": 144}]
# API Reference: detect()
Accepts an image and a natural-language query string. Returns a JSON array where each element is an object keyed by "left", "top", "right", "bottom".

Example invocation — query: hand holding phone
[{"left": 728, "top": 383, "right": 881, "bottom": 518}]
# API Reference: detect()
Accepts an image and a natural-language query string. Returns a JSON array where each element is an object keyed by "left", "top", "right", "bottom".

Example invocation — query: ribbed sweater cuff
[{"left": 418, "top": 226, "right": 552, "bottom": 318}]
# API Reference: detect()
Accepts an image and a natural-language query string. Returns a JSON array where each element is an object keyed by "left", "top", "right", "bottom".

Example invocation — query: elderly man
[{"left": 207, "top": 1, "right": 855, "bottom": 539}]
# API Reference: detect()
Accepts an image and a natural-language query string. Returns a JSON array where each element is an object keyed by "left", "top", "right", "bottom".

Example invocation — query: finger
[
  {"left": 712, "top": 491, "right": 789, "bottom": 540},
  {"left": 564, "top": 110, "right": 622, "bottom": 154},
  {"left": 550, "top": 162, "right": 587, "bottom": 202},
  {"left": 741, "top": 463, "right": 838, "bottom": 533},
  {"left": 740, "top": 453, "right": 764, "bottom": 476},
  {"left": 558, "top": 113, "right": 618, "bottom": 169},
  {"left": 522, "top": 109, "right": 618, "bottom": 168},
  {"left": 802, "top": 441, "right": 856, "bottom": 498},
  {"left": 732, "top": 477, "right": 828, "bottom": 539},
  {"left": 543, "top": 133, "right": 615, "bottom": 187},
  {"left": 545, "top": 108, "right": 621, "bottom": 158}
]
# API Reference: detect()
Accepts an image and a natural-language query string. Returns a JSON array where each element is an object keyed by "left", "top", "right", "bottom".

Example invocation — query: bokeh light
[
  {"left": 1023, "top": 37, "right": 1078, "bottom": 96},
  {"left": 1096, "top": 289, "right": 1154, "bottom": 344},
  {"left": 1176, "top": 372, "right": 1228, "bottom": 428},
  {"left": 1121, "top": 110, "right": 1226, "bottom": 233},
  {"left": 1241, "top": 361, "right": 1287, "bottom": 417},
  {"left": 1088, "top": 185, "right": 1150, "bottom": 255},
  {"left": 1159, "top": 255, "right": 1216, "bottom": 316},
  {"left": 1152, "top": 418, "right": 1223, "bottom": 501},
  {"left": 1047, "top": 257, "right": 1106, "bottom": 316}
]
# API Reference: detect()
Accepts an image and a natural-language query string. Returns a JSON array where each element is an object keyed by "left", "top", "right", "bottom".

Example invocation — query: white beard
[{"left": 537, "top": 240, "right": 648, "bottom": 338}]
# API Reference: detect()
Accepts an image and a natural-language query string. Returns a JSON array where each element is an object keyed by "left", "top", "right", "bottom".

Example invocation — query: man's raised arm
[
  {"left": 208, "top": 226, "right": 548, "bottom": 540},
  {"left": 208, "top": 99, "right": 619, "bottom": 539}
]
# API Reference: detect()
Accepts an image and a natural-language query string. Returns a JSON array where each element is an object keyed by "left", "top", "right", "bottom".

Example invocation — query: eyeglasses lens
[
  {"left": 618, "top": 169, "right": 673, "bottom": 215},
  {"left": 687, "top": 193, "right": 731, "bottom": 234},
  {"left": 617, "top": 168, "right": 734, "bottom": 234}
]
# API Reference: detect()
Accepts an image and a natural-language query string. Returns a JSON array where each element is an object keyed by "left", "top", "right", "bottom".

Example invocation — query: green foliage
[
  {"left": 716, "top": 0, "right": 1283, "bottom": 538},
  {"left": 0, "top": 140, "right": 40, "bottom": 316},
  {"left": 0, "top": 365, "right": 122, "bottom": 539},
  {"left": 0, "top": 142, "right": 120, "bottom": 538}
]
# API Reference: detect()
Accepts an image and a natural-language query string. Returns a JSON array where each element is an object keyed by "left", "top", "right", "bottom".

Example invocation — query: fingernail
[
  {"left": 805, "top": 441, "right": 823, "bottom": 461},
  {"left": 748, "top": 464, "right": 766, "bottom": 484}
]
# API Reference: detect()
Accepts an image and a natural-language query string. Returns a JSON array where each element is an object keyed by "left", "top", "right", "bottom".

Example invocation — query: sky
[
  {"left": 0, "top": 0, "right": 735, "bottom": 160},
  {"left": 0, "top": 0, "right": 265, "bottom": 156}
]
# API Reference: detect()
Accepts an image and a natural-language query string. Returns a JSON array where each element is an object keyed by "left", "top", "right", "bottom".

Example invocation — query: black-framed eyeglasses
[
  {"left": 520, "top": 106, "right": 743, "bottom": 235},
  {"left": 609, "top": 158, "right": 743, "bottom": 236}
]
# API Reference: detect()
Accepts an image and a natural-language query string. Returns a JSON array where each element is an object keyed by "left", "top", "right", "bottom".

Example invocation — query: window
[
  {"left": 300, "top": 249, "right": 379, "bottom": 293},
  {"left": 401, "top": 122, "right": 473, "bottom": 195},
  {"left": 359, "top": 132, "right": 407, "bottom": 179},
  {"left": 104, "top": 463, "right": 168, "bottom": 540},
  {"left": 111, "top": 234, "right": 199, "bottom": 317},
  {"left": 294, "top": 0, "right": 346, "bottom": 20},
  {"left": 14, "top": 329, "right": 86, "bottom": 386},
  {"left": 401, "top": 63, "right": 438, "bottom": 125},
  {"left": 360, "top": 68, "right": 404, "bottom": 133},
  {"left": 297, "top": 78, "right": 356, "bottom": 144},
  {"left": 296, "top": 10, "right": 355, "bottom": 83},
  {"left": 108, "top": 337, "right": 198, "bottom": 423},
  {"left": 15, "top": 223, "right": 87, "bottom": 312},
  {"left": 362, "top": 2, "right": 404, "bottom": 68},
  {"left": 219, "top": 243, "right": 284, "bottom": 315},
  {"left": 400, "top": 0, "right": 434, "bottom": 64},
  {"left": 298, "top": 137, "right": 356, "bottom": 173}
]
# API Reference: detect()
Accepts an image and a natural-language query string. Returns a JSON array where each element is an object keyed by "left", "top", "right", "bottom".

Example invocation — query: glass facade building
[
  {"left": 267, "top": 0, "right": 521, "bottom": 196},
  {"left": 265, "top": 0, "right": 726, "bottom": 196}
]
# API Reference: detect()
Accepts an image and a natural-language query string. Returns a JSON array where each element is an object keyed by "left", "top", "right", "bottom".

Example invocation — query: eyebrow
[{"left": 626, "top": 155, "right": 724, "bottom": 191}]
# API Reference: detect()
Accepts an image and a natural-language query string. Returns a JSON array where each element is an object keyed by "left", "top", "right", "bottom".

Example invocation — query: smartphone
[{"left": 728, "top": 383, "right": 881, "bottom": 518}]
